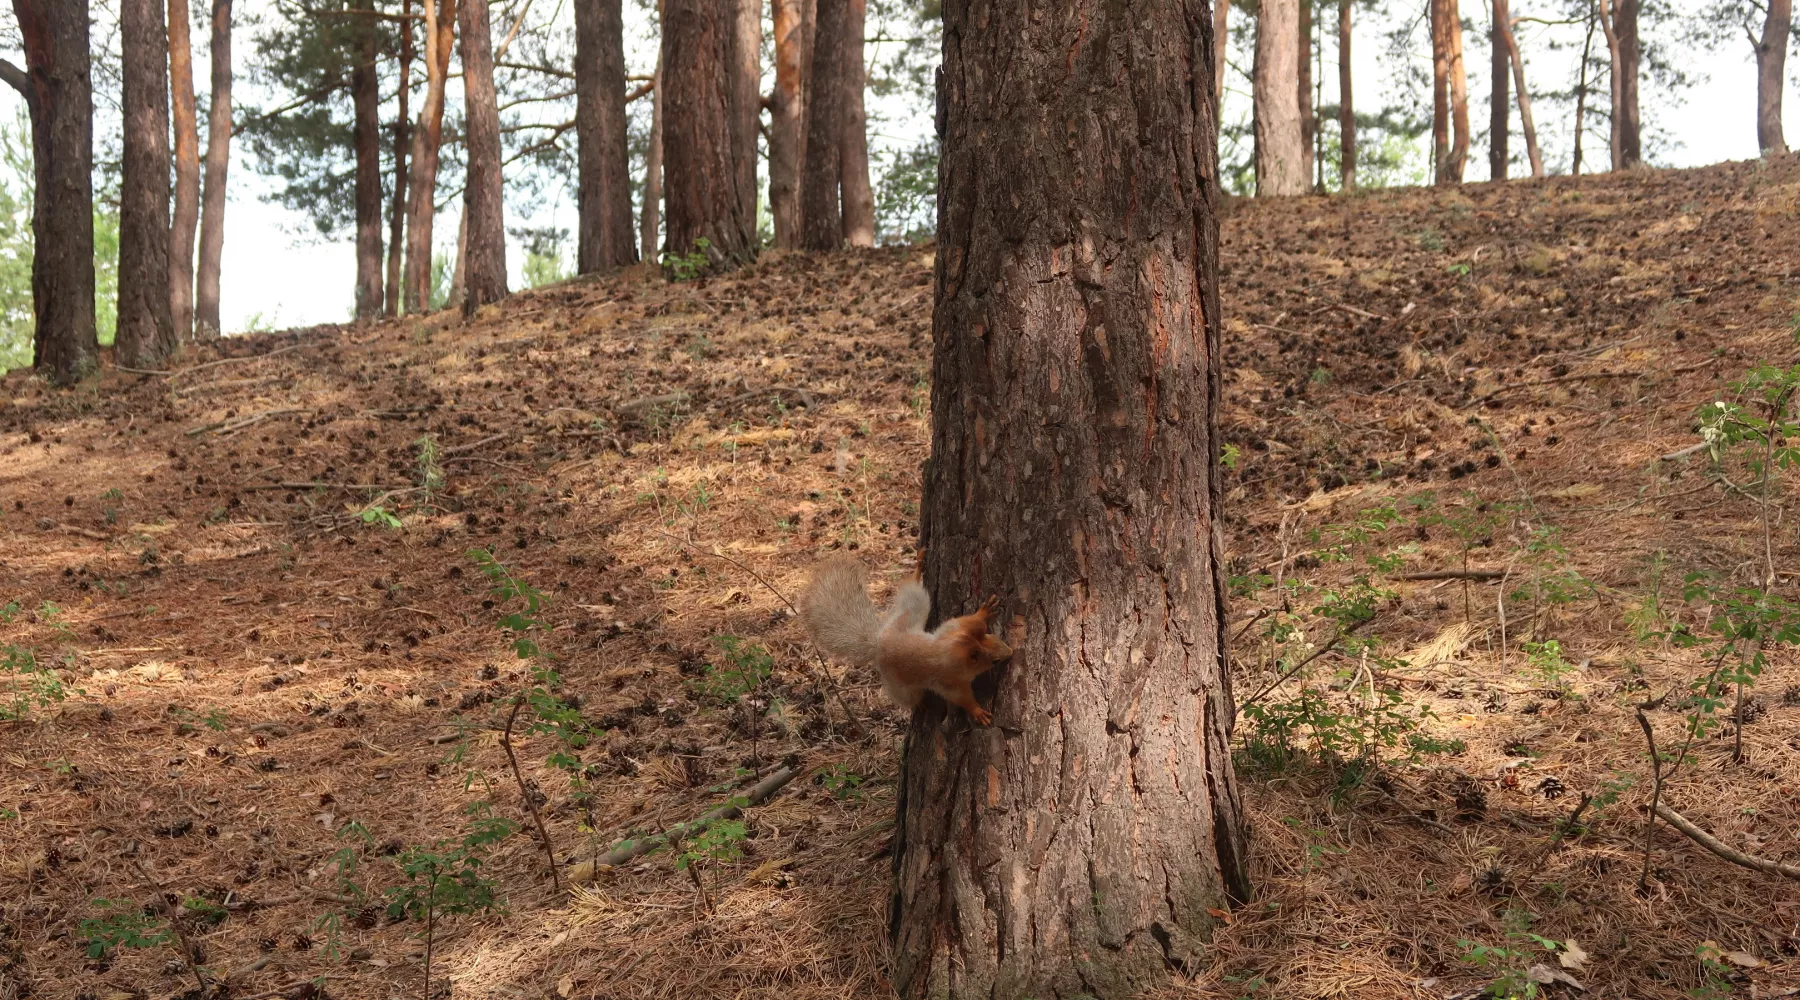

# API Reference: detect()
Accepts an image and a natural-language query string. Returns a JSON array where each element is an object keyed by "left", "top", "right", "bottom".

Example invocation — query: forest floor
[{"left": 6, "top": 156, "right": 1800, "bottom": 1000}]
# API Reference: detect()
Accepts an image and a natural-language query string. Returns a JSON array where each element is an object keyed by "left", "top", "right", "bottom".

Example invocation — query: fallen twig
[
  {"left": 1238, "top": 619, "right": 1367, "bottom": 711},
  {"left": 1392, "top": 569, "right": 1506, "bottom": 581},
  {"left": 166, "top": 342, "right": 311, "bottom": 380},
  {"left": 502, "top": 694, "right": 565, "bottom": 895},
  {"left": 185, "top": 407, "right": 308, "bottom": 437},
  {"left": 132, "top": 858, "right": 210, "bottom": 996},
  {"left": 570, "top": 765, "right": 803, "bottom": 879},
  {"left": 441, "top": 433, "right": 509, "bottom": 456},
  {"left": 1653, "top": 802, "right": 1800, "bottom": 881}
]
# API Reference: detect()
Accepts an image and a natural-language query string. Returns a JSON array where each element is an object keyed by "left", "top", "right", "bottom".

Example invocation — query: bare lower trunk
[
  {"left": 195, "top": 0, "right": 231, "bottom": 338},
  {"left": 1338, "top": 0, "right": 1354, "bottom": 189},
  {"left": 13, "top": 0, "right": 98, "bottom": 384},
  {"left": 896, "top": 2, "right": 1250, "bottom": 995},
  {"left": 1447, "top": 0, "right": 1468, "bottom": 181},
  {"left": 1500, "top": 3, "right": 1543, "bottom": 178},
  {"left": 1214, "top": 0, "right": 1229, "bottom": 101},
  {"left": 1489, "top": 0, "right": 1508, "bottom": 180},
  {"left": 1431, "top": 0, "right": 1449, "bottom": 181},
  {"left": 839, "top": 0, "right": 874, "bottom": 245},
  {"left": 1253, "top": 0, "right": 1305, "bottom": 195},
  {"left": 405, "top": 0, "right": 456, "bottom": 313},
  {"left": 576, "top": 0, "right": 637, "bottom": 270},
  {"left": 118, "top": 0, "right": 176, "bottom": 369},
  {"left": 1614, "top": 0, "right": 1640, "bottom": 168},
  {"left": 459, "top": 0, "right": 508, "bottom": 316},
  {"left": 641, "top": 53, "right": 664, "bottom": 262},
  {"left": 1430, "top": 0, "right": 1467, "bottom": 184},
  {"left": 769, "top": 0, "right": 812, "bottom": 248},
  {"left": 1298, "top": 0, "right": 1313, "bottom": 189},
  {"left": 1573, "top": 7, "right": 1595, "bottom": 175},
  {"left": 661, "top": 0, "right": 756, "bottom": 266},
  {"left": 353, "top": 0, "right": 384, "bottom": 319},
  {"left": 386, "top": 0, "right": 411, "bottom": 315},
  {"left": 731, "top": 0, "right": 761, "bottom": 235},
  {"left": 1595, "top": 0, "right": 1622, "bottom": 170},
  {"left": 168, "top": 0, "right": 199, "bottom": 341},
  {"left": 1757, "top": 0, "right": 1792, "bottom": 155},
  {"left": 801, "top": 0, "right": 847, "bottom": 246}
]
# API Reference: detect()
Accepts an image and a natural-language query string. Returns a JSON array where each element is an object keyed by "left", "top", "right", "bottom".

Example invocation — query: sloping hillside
[{"left": 4, "top": 158, "right": 1800, "bottom": 999}]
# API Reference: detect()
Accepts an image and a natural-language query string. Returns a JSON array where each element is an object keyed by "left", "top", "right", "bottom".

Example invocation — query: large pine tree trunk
[
  {"left": 352, "top": 0, "right": 384, "bottom": 320},
  {"left": 641, "top": 51, "right": 664, "bottom": 262},
  {"left": 1430, "top": 0, "right": 1467, "bottom": 184},
  {"left": 1338, "top": 0, "right": 1354, "bottom": 189},
  {"left": 769, "top": 0, "right": 813, "bottom": 248},
  {"left": 1614, "top": 0, "right": 1640, "bottom": 168},
  {"left": 1446, "top": 0, "right": 1468, "bottom": 181},
  {"left": 801, "top": 0, "right": 847, "bottom": 247},
  {"left": 195, "top": 0, "right": 231, "bottom": 338},
  {"left": 731, "top": 0, "right": 761, "bottom": 236},
  {"left": 168, "top": 0, "right": 199, "bottom": 341},
  {"left": 661, "top": 0, "right": 756, "bottom": 266},
  {"left": 386, "top": 0, "right": 412, "bottom": 316},
  {"left": 117, "top": 0, "right": 176, "bottom": 369},
  {"left": 459, "top": 0, "right": 506, "bottom": 314},
  {"left": 1489, "top": 0, "right": 1508, "bottom": 180},
  {"left": 839, "top": 0, "right": 874, "bottom": 246},
  {"left": 1253, "top": 0, "right": 1305, "bottom": 195},
  {"left": 1298, "top": 0, "right": 1313, "bottom": 189},
  {"left": 1757, "top": 0, "right": 1791, "bottom": 155},
  {"left": 1215, "top": 0, "right": 1229, "bottom": 100},
  {"left": 13, "top": 0, "right": 98, "bottom": 384},
  {"left": 405, "top": 0, "right": 456, "bottom": 313},
  {"left": 894, "top": 0, "right": 1251, "bottom": 995},
  {"left": 1498, "top": 0, "right": 1542, "bottom": 178},
  {"left": 576, "top": 0, "right": 637, "bottom": 271}
]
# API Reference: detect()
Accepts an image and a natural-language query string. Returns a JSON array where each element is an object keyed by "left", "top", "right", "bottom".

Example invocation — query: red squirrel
[{"left": 798, "top": 554, "right": 1011, "bottom": 725}]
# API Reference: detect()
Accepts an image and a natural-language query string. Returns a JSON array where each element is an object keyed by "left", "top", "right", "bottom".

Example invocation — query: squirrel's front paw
[{"left": 968, "top": 705, "right": 993, "bottom": 726}]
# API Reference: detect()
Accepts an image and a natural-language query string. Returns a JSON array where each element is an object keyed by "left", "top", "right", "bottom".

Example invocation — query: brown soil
[{"left": 4, "top": 157, "right": 1800, "bottom": 1000}]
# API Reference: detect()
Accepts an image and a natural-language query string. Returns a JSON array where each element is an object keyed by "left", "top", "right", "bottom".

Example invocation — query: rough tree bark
[
  {"left": 641, "top": 48, "right": 664, "bottom": 262},
  {"left": 731, "top": 0, "right": 761, "bottom": 237},
  {"left": 386, "top": 0, "right": 411, "bottom": 315},
  {"left": 117, "top": 0, "right": 176, "bottom": 369},
  {"left": 893, "top": 0, "right": 1252, "bottom": 996},
  {"left": 1490, "top": 0, "right": 1508, "bottom": 179},
  {"left": 404, "top": 0, "right": 456, "bottom": 312},
  {"left": 1614, "top": 0, "right": 1640, "bottom": 168},
  {"left": 195, "top": 0, "right": 231, "bottom": 338},
  {"left": 168, "top": 0, "right": 199, "bottom": 341},
  {"left": 1338, "top": 0, "right": 1354, "bottom": 189},
  {"left": 459, "top": 0, "right": 507, "bottom": 314},
  {"left": 1430, "top": 0, "right": 1468, "bottom": 184},
  {"left": 576, "top": 0, "right": 637, "bottom": 271},
  {"left": 801, "top": 0, "right": 847, "bottom": 246},
  {"left": 1254, "top": 0, "right": 1306, "bottom": 194},
  {"left": 6, "top": 0, "right": 97, "bottom": 384},
  {"left": 839, "top": 0, "right": 874, "bottom": 245},
  {"left": 662, "top": 0, "right": 755, "bottom": 265},
  {"left": 1215, "top": 0, "right": 1229, "bottom": 101},
  {"left": 352, "top": 0, "right": 384, "bottom": 319},
  {"left": 1298, "top": 0, "right": 1314, "bottom": 189},
  {"left": 769, "top": 0, "right": 813, "bottom": 248},
  {"left": 1499, "top": 0, "right": 1543, "bottom": 178},
  {"left": 1755, "top": 0, "right": 1791, "bottom": 155}
]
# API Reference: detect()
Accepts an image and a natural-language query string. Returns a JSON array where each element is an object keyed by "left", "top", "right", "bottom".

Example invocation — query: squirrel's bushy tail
[{"left": 799, "top": 558, "right": 881, "bottom": 668}]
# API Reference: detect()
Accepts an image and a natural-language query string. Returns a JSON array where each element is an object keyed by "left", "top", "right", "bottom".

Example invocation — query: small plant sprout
[
  {"left": 359, "top": 503, "right": 403, "bottom": 530},
  {"left": 675, "top": 818, "right": 748, "bottom": 912},
  {"left": 78, "top": 898, "right": 172, "bottom": 961},
  {"left": 415, "top": 434, "right": 445, "bottom": 494},
  {"left": 384, "top": 803, "right": 518, "bottom": 1000}
]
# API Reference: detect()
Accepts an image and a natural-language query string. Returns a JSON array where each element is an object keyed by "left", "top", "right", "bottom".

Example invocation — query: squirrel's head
[{"left": 951, "top": 596, "right": 1013, "bottom": 668}]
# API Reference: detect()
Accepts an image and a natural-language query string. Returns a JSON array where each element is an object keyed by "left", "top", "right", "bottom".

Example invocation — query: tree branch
[{"left": 1655, "top": 803, "right": 1800, "bottom": 881}]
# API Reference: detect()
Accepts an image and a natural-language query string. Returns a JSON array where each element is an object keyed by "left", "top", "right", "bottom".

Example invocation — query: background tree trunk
[
  {"left": 661, "top": 0, "right": 755, "bottom": 265},
  {"left": 404, "top": 0, "right": 456, "bottom": 313},
  {"left": 731, "top": 0, "right": 761, "bottom": 237},
  {"left": 168, "top": 0, "right": 199, "bottom": 341},
  {"left": 195, "top": 0, "right": 231, "bottom": 338},
  {"left": 1298, "top": 0, "right": 1314, "bottom": 189},
  {"left": 1446, "top": 0, "right": 1468, "bottom": 181},
  {"left": 1215, "top": 0, "right": 1230, "bottom": 101},
  {"left": 1573, "top": 6, "right": 1594, "bottom": 174},
  {"left": 769, "top": 0, "right": 813, "bottom": 248},
  {"left": 1430, "top": 0, "right": 1467, "bottom": 184},
  {"left": 1500, "top": 5, "right": 1543, "bottom": 178},
  {"left": 896, "top": 1, "right": 1251, "bottom": 994},
  {"left": 839, "top": 0, "right": 874, "bottom": 245},
  {"left": 117, "top": 0, "right": 176, "bottom": 369},
  {"left": 458, "top": 0, "right": 506, "bottom": 314},
  {"left": 641, "top": 51, "right": 664, "bottom": 262},
  {"left": 1756, "top": 0, "right": 1791, "bottom": 155},
  {"left": 13, "top": 0, "right": 98, "bottom": 384},
  {"left": 1614, "top": 0, "right": 1640, "bottom": 167},
  {"left": 1338, "top": 0, "right": 1354, "bottom": 189},
  {"left": 1254, "top": 0, "right": 1306, "bottom": 194},
  {"left": 576, "top": 0, "right": 637, "bottom": 271},
  {"left": 801, "top": 0, "right": 847, "bottom": 246},
  {"left": 1595, "top": 0, "right": 1622, "bottom": 170},
  {"left": 352, "top": 0, "right": 384, "bottom": 319},
  {"left": 386, "top": 0, "right": 411, "bottom": 315},
  {"left": 1489, "top": 0, "right": 1508, "bottom": 180}
]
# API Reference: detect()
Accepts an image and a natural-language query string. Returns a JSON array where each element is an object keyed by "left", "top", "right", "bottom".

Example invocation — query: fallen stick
[
  {"left": 1658, "top": 441, "right": 1707, "bottom": 462},
  {"left": 441, "top": 433, "right": 509, "bottom": 456},
  {"left": 569, "top": 765, "right": 803, "bottom": 880},
  {"left": 185, "top": 408, "right": 308, "bottom": 437},
  {"left": 1654, "top": 803, "right": 1800, "bottom": 881},
  {"left": 1392, "top": 569, "right": 1506, "bottom": 581},
  {"left": 166, "top": 342, "right": 310, "bottom": 380}
]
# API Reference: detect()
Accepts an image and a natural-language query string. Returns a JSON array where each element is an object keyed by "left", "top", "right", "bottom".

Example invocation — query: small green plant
[
  {"left": 1, "top": 644, "right": 67, "bottom": 721},
  {"left": 79, "top": 898, "right": 171, "bottom": 960},
  {"left": 359, "top": 504, "right": 402, "bottom": 530},
  {"left": 181, "top": 895, "right": 228, "bottom": 926},
  {"left": 661, "top": 237, "right": 713, "bottom": 281},
  {"left": 384, "top": 803, "right": 517, "bottom": 999},
  {"left": 0, "top": 601, "right": 18, "bottom": 623},
  {"left": 415, "top": 435, "right": 444, "bottom": 494},
  {"left": 1521, "top": 640, "right": 1576, "bottom": 692},
  {"left": 696, "top": 636, "right": 774, "bottom": 703},
  {"left": 1446, "top": 262, "right": 1473, "bottom": 277},
  {"left": 674, "top": 817, "right": 748, "bottom": 913},
  {"left": 819, "top": 765, "right": 866, "bottom": 801},
  {"left": 1220, "top": 442, "right": 1242, "bottom": 470}
]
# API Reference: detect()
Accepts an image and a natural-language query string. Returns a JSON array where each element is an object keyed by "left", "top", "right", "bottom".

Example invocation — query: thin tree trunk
[
  {"left": 1490, "top": 0, "right": 1508, "bottom": 180},
  {"left": 839, "top": 0, "right": 874, "bottom": 245},
  {"left": 1594, "top": 0, "right": 1621, "bottom": 169},
  {"left": 458, "top": 0, "right": 505, "bottom": 316},
  {"left": 801, "top": 0, "right": 847, "bottom": 245},
  {"left": 641, "top": 51, "right": 663, "bottom": 262},
  {"left": 1215, "top": 0, "right": 1230, "bottom": 101},
  {"left": 1757, "top": 0, "right": 1791, "bottom": 155},
  {"left": 896, "top": 1, "right": 1250, "bottom": 994},
  {"left": 731, "top": 0, "right": 761, "bottom": 237},
  {"left": 449, "top": 203, "right": 467, "bottom": 308},
  {"left": 1298, "top": 0, "right": 1314, "bottom": 190},
  {"left": 1501, "top": 4, "right": 1543, "bottom": 177},
  {"left": 195, "top": 0, "right": 231, "bottom": 338},
  {"left": 1573, "top": 4, "right": 1595, "bottom": 175},
  {"left": 352, "top": 0, "right": 384, "bottom": 319},
  {"left": 405, "top": 0, "right": 456, "bottom": 313},
  {"left": 168, "top": 0, "right": 199, "bottom": 341},
  {"left": 576, "top": 0, "right": 637, "bottom": 271},
  {"left": 769, "top": 0, "right": 812, "bottom": 248},
  {"left": 1338, "top": 0, "right": 1354, "bottom": 189},
  {"left": 661, "top": 0, "right": 756, "bottom": 266},
  {"left": 1614, "top": 0, "right": 1640, "bottom": 167},
  {"left": 118, "top": 0, "right": 176, "bottom": 369},
  {"left": 1447, "top": 0, "right": 1469, "bottom": 181},
  {"left": 386, "top": 0, "right": 411, "bottom": 315},
  {"left": 10, "top": 0, "right": 97, "bottom": 384},
  {"left": 1254, "top": 0, "right": 1306, "bottom": 194}
]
